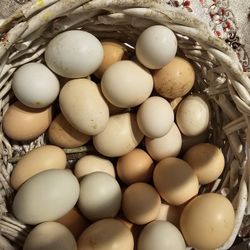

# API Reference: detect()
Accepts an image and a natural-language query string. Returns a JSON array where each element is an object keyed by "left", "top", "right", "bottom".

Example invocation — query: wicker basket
[{"left": 1, "top": 0, "right": 250, "bottom": 249}]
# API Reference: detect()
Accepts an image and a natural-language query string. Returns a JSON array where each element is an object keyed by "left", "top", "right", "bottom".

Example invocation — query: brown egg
[
  {"left": 56, "top": 207, "right": 89, "bottom": 239},
  {"left": 122, "top": 183, "right": 161, "bottom": 225},
  {"left": 95, "top": 40, "right": 127, "bottom": 78},
  {"left": 153, "top": 57, "right": 195, "bottom": 99},
  {"left": 180, "top": 193, "right": 235, "bottom": 250},
  {"left": 153, "top": 157, "right": 199, "bottom": 205},
  {"left": 2, "top": 101, "right": 52, "bottom": 141},
  {"left": 117, "top": 148, "right": 154, "bottom": 185},
  {"left": 48, "top": 113, "right": 91, "bottom": 148},
  {"left": 10, "top": 145, "right": 67, "bottom": 190},
  {"left": 183, "top": 143, "right": 225, "bottom": 184},
  {"left": 77, "top": 218, "right": 134, "bottom": 250}
]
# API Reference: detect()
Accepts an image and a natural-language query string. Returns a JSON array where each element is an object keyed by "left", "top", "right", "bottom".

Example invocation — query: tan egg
[
  {"left": 23, "top": 222, "right": 77, "bottom": 250},
  {"left": 74, "top": 154, "right": 115, "bottom": 179},
  {"left": 10, "top": 145, "right": 67, "bottom": 190},
  {"left": 2, "top": 101, "right": 52, "bottom": 141},
  {"left": 180, "top": 193, "right": 235, "bottom": 250},
  {"left": 95, "top": 40, "right": 127, "bottom": 78},
  {"left": 153, "top": 157, "right": 199, "bottom": 205},
  {"left": 59, "top": 78, "right": 109, "bottom": 135},
  {"left": 93, "top": 113, "right": 144, "bottom": 157},
  {"left": 183, "top": 143, "right": 225, "bottom": 184},
  {"left": 122, "top": 182, "right": 161, "bottom": 225},
  {"left": 145, "top": 123, "right": 182, "bottom": 161},
  {"left": 117, "top": 148, "right": 154, "bottom": 185},
  {"left": 153, "top": 56, "right": 195, "bottom": 99},
  {"left": 48, "top": 113, "right": 91, "bottom": 148},
  {"left": 77, "top": 218, "right": 134, "bottom": 250},
  {"left": 56, "top": 207, "right": 89, "bottom": 239}
]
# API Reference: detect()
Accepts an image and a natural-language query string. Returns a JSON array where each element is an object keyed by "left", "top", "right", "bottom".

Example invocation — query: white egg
[
  {"left": 138, "top": 221, "right": 186, "bottom": 250},
  {"left": 176, "top": 95, "right": 210, "bottom": 136},
  {"left": 137, "top": 96, "right": 174, "bottom": 138},
  {"left": 78, "top": 172, "right": 121, "bottom": 221},
  {"left": 45, "top": 30, "right": 103, "bottom": 78},
  {"left": 12, "top": 63, "right": 59, "bottom": 108},
  {"left": 136, "top": 25, "right": 177, "bottom": 69}
]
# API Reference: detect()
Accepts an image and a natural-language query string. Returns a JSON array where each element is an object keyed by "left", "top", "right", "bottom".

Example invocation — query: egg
[
  {"left": 45, "top": 30, "right": 103, "bottom": 78},
  {"left": 77, "top": 218, "right": 134, "bottom": 250},
  {"left": 176, "top": 95, "right": 210, "bottom": 136},
  {"left": 12, "top": 63, "right": 60, "bottom": 108},
  {"left": 74, "top": 155, "right": 115, "bottom": 179},
  {"left": 137, "top": 221, "right": 186, "bottom": 250},
  {"left": 78, "top": 172, "right": 121, "bottom": 221},
  {"left": 122, "top": 182, "right": 161, "bottom": 225},
  {"left": 95, "top": 40, "right": 127, "bottom": 78},
  {"left": 180, "top": 193, "right": 235, "bottom": 250},
  {"left": 153, "top": 157, "right": 199, "bottom": 205},
  {"left": 183, "top": 143, "right": 225, "bottom": 184},
  {"left": 48, "top": 113, "right": 91, "bottom": 148},
  {"left": 153, "top": 57, "right": 195, "bottom": 99},
  {"left": 136, "top": 25, "right": 177, "bottom": 69},
  {"left": 101, "top": 60, "right": 153, "bottom": 108},
  {"left": 116, "top": 148, "right": 154, "bottom": 185},
  {"left": 10, "top": 145, "right": 67, "bottom": 190},
  {"left": 2, "top": 101, "right": 52, "bottom": 141},
  {"left": 13, "top": 169, "right": 79, "bottom": 225},
  {"left": 137, "top": 96, "right": 174, "bottom": 138},
  {"left": 145, "top": 123, "right": 182, "bottom": 161},
  {"left": 59, "top": 79, "right": 109, "bottom": 135},
  {"left": 56, "top": 207, "right": 89, "bottom": 239},
  {"left": 23, "top": 222, "right": 77, "bottom": 250},
  {"left": 93, "top": 113, "right": 144, "bottom": 157}
]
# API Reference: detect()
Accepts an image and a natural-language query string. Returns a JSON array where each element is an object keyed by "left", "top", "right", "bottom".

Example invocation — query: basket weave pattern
[{"left": 1, "top": 0, "right": 250, "bottom": 249}]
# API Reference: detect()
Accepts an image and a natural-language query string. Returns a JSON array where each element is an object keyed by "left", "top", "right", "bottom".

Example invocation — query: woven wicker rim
[{"left": 1, "top": 0, "right": 250, "bottom": 249}]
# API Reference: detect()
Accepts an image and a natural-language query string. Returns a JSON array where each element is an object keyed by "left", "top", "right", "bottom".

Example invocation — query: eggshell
[
  {"left": 180, "top": 193, "right": 235, "bottom": 250},
  {"left": 74, "top": 154, "right": 115, "bottom": 179},
  {"left": 183, "top": 143, "right": 225, "bottom": 184},
  {"left": 101, "top": 60, "right": 153, "bottom": 108},
  {"left": 45, "top": 30, "right": 103, "bottom": 78},
  {"left": 23, "top": 222, "right": 77, "bottom": 250},
  {"left": 137, "top": 96, "right": 174, "bottom": 138},
  {"left": 153, "top": 157, "right": 199, "bottom": 205},
  {"left": 122, "top": 182, "right": 161, "bottom": 225},
  {"left": 95, "top": 40, "right": 127, "bottom": 78},
  {"left": 12, "top": 169, "right": 79, "bottom": 225},
  {"left": 145, "top": 123, "right": 182, "bottom": 161},
  {"left": 78, "top": 172, "right": 121, "bottom": 221},
  {"left": 116, "top": 148, "right": 154, "bottom": 185},
  {"left": 59, "top": 79, "right": 109, "bottom": 135},
  {"left": 48, "top": 113, "right": 91, "bottom": 148},
  {"left": 136, "top": 25, "right": 177, "bottom": 69},
  {"left": 176, "top": 95, "right": 210, "bottom": 136},
  {"left": 77, "top": 218, "right": 134, "bottom": 250},
  {"left": 137, "top": 221, "right": 186, "bottom": 250},
  {"left": 10, "top": 145, "right": 67, "bottom": 190},
  {"left": 12, "top": 63, "right": 60, "bottom": 108},
  {"left": 2, "top": 101, "right": 52, "bottom": 141},
  {"left": 56, "top": 207, "right": 89, "bottom": 239},
  {"left": 93, "top": 113, "right": 144, "bottom": 157},
  {"left": 153, "top": 57, "right": 195, "bottom": 99}
]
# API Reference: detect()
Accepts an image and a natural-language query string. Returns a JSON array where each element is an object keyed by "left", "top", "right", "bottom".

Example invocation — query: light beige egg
[
  {"left": 93, "top": 113, "right": 144, "bottom": 157},
  {"left": 2, "top": 101, "right": 52, "bottom": 141},
  {"left": 145, "top": 123, "right": 182, "bottom": 161},
  {"left": 48, "top": 113, "right": 91, "bottom": 148},
  {"left": 74, "top": 154, "right": 115, "bottom": 179},
  {"left": 23, "top": 222, "right": 77, "bottom": 250},
  {"left": 10, "top": 145, "right": 67, "bottom": 190},
  {"left": 59, "top": 78, "right": 109, "bottom": 135}
]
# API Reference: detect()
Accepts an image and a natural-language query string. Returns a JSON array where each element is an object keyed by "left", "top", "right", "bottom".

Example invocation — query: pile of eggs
[{"left": 2, "top": 25, "right": 235, "bottom": 250}]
